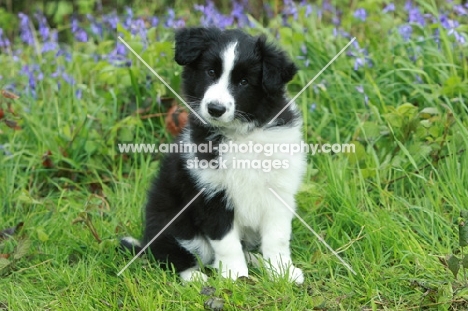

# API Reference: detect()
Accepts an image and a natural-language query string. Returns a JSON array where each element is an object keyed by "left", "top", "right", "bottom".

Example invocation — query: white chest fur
[{"left": 186, "top": 120, "right": 306, "bottom": 232}]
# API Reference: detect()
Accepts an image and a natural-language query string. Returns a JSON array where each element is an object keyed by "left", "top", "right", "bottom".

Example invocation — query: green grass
[{"left": 1, "top": 1, "right": 468, "bottom": 310}]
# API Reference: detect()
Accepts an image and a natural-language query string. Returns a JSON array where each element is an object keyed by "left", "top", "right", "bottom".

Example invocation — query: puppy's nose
[{"left": 207, "top": 102, "right": 227, "bottom": 117}]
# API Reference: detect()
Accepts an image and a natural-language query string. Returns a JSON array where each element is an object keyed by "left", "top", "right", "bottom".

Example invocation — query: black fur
[{"left": 121, "top": 27, "right": 298, "bottom": 273}]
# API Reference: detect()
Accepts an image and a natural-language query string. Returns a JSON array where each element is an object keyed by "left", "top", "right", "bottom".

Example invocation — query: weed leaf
[
  {"left": 459, "top": 221, "right": 468, "bottom": 247},
  {"left": 447, "top": 255, "right": 460, "bottom": 278},
  {"left": 13, "top": 239, "right": 31, "bottom": 260}
]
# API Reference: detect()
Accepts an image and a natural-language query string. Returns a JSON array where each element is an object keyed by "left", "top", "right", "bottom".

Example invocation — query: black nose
[{"left": 207, "top": 102, "right": 227, "bottom": 117}]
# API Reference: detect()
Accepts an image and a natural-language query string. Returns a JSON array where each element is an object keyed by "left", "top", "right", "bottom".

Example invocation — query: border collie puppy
[{"left": 122, "top": 28, "right": 306, "bottom": 284}]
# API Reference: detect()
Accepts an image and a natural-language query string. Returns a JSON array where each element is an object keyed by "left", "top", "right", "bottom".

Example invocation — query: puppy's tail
[{"left": 120, "top": 236, "right": 143, "bottom": 255}]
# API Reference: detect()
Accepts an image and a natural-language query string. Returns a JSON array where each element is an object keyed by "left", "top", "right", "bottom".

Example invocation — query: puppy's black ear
[
  {"left": 256, "top": 35, "right": 298, "bottom": 95},
  {"left": 175, "top": 28, "right": 218, "bottom": 66}
]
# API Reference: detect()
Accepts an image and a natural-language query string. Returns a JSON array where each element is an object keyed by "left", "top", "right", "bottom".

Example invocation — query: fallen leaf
[
  {"left": 1, "top": 89, "right": 20, "bottom": 100},
  {"left": 4, "top": 119, "right": 21, "bottom": 130},
  {"left": 0, "top": 222, "right": 24, "bottom": 240}
]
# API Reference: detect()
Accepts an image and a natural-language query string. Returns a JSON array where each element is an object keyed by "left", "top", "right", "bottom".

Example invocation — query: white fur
[
  {"left": 121, "top": 236, "right": 141, "bottom": 247},
  {"left": 180, "top": 268, "right": 208, "bottom": 282},
  {"left": 209, "top": 224, "right": 248, "bottom": 280},
  {"left": 200, "top": 43, "right": 237, "bottom": 123},
  {"left": 177, "top": 235, "right": 214, "bottom": 265},
  {"left": 184, "top": 106, "right": 305, "bottom": 283}
]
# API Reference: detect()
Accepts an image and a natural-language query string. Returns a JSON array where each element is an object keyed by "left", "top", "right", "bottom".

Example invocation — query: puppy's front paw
[
  {"left": 266, "top": 262, "right": 304, "bottom": 284},
  {"left": 287, "top": 266, "right": 304, "bottom": 284},
  {"left": 180, "top": 269, "right": 208, "bottom": 282},
  {"left": 213, "top": 261, "right": 248, "bottom": 281}
]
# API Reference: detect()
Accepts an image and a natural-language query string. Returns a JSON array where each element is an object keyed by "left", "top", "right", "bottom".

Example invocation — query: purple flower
[
  {"left": 305, "top": 4, "right": 313, "bottom": 17},
  {"left": 62, "top": 72, "right": 75, "bottom": 85},
  {"left": 194, "top": 2, "right": 233, "bottom": 28},
  {"left": 398, "top": 24, "right": 412, "bottom": 41},
  {"left": 0, "top": 28, "right": 11, "bottom": 48},
  {"left": 20, "top": 65, "right": 42, "bottom": 98},
  {"left": 231, "top": 1, "right": 249, "bottom": 27},
  {"left": 71, "top": 17, "right": 88, "bottom": 42},
  {"left": 56, "top": 49, "right": 72, "bottom": 61},
  {"left": 408, "top": 7, "right": 425, "bottom": 26},
  {"left": 383, "top": 3, "right": 395, "bottom": 14},
  {"left": 440, "top": 15, "right": 466, "bottom": 44},
  {"left": 151, "top": 17, "right": 159, "bottom": 28},
  {"left": 34, "top": 12, "right": 50, "bottom": 41},
  {"left": 103, "top": 12, "right": 119, "bottom": 29},
  {"left": 41, "top": 29, "right": 58, "bottom": 53},
  {"left": 75, "top": 89, "right": 82, "bottom": 99},
  {"left": 124, "top": 7, "right": 133, "bottom": 29},
  {"left": 87, "top": 14, "right": 103, "bottom": 38},
  {"left": 453, "top": 5, "right": 467, "bottom": 15},
  {"left": 347, "top": 41, "right": 372, "bottom": 70},
  {"left": 18, "top": 13, "right": 34, "bottom": 46},
  {"left": 354, "top": 8, "right": 367, "bottom": 21},
  {"left": 283, "top": 0, "right": 298, "bottom": 20},
  {"left": 106, "top": 42, "right": 130, "bottom": 66}
]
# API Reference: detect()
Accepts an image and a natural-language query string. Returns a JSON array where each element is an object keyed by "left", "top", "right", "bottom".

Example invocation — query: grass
[{"left": 1, "top": 1, "right": 468, "bottom": 310}]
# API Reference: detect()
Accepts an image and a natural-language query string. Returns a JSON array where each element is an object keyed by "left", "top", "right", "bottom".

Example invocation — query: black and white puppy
[{"left": 122, "top": 28, "right": 306, "bottom": 283}]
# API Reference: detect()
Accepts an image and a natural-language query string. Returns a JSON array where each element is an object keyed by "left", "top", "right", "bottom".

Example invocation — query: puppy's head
[{"left": 175, "top": 28, "right": 297, "bottom": 127}]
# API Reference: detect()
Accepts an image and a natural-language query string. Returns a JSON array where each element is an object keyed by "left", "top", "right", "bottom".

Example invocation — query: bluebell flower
[
  {"left": 194, "top": 2, "right": 233, "bottom": 28},
  {"left": 0, "top": 28, "right": 11, "bottom": 48},
  {"left": 305, "top": 4, "right": 313, "bottom": 17},
  {"left": 322, "top": 1, "right": 333, "bottom": 12},
  {"left": 151, "top": 17, "right": 159, "bottom": 28},
  {"left": 71, "top": 17, "right": 88, "bottom": 42},
  {"left": 75, "top": 89, "right": 82, "bottom": 99},
  {"left": 34, "top": 12, "right": 50, "bottom": 41},
  {"left": 103, "top": 12, "right": 119, "bottom": 30},
  {"left": 404, "top": 0, "right": 427, "bottom": 25},
  {"left": 383, "top": 3, "right": 395, "bottom": 14},
  {"left": 124, "top": 7, "right": 133, "bottom": 29},
  {"left": 41, "top": 30, "right": 58, "bottom": 53},
  {"left": 283, "top": 0, "right": 298, "bottom": 20},
  {"left": 56, "top": 49, "right": 72, "bottom": 62},
  {"left": 87, "top": 14, "right": 103, "bottom": 38},
  {"left": 20, "top": 65, "right": 42, "bottom": 98},
  {"left": 347, "top": 41, "right": 372, "bottom": 70},
  {"left": 398, "top": 24, "right": 412, "bottom": 41},
  {"left": 354, "top": 8, "right": 367, "bottom": 21},
  {"left": 440, "top": 15, "right": 465, "bottom": 44},
  {"left": 453, "top": 5, "right": 467, "bottom": 15},
  {"left": 18, "top": 13, "right": 34, "bottom": 46},
  {"left": 231, "top": 1, "right": 249, "bottom": 27}
]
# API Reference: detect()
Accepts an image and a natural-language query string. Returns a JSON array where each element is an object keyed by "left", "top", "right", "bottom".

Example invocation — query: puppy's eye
[
  {"left": 239, "top": 79, "right": 248, "bottom": 86},
  {"left": 207, "top": 69, "right": 215, "bottom": 77}
]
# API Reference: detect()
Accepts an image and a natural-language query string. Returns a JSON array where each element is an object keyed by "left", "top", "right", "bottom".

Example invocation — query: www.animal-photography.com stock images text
[{"left": 1, "top": 0, "right": 468, "bottom": 310}]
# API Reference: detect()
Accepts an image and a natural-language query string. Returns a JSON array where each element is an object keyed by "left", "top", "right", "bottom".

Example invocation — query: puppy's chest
[{"left": 192, "top": 127, "right": 305, "bottom": 228}]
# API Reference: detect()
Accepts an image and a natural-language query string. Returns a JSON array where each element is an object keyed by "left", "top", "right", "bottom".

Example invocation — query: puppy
[{"left": 122, "top": 28, "right": 305, "bottom": 284}]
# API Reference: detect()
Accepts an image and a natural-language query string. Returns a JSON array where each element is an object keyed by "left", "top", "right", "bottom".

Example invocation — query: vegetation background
[{"left": 0, "top": 0, "right": 467, "bottom": 310}]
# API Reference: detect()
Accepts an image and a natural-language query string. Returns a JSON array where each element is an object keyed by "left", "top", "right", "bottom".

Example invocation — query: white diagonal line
[
  {"left": 117, "top": 188, "right": 205, "bottom": 276},
  {"left": 268, "top": 188, "right": 357, "bottom": 275},
  {"left": 117, "top": 36, "right": 207, "bottom": 124},
  {"left": 268, "top": 37, "right": 356, "bottom": 125}
]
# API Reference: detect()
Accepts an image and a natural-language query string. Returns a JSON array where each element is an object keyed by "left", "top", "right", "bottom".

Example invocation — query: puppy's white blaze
[{"left": 201, "top": 42, "right": 237, "bottom": 123}]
